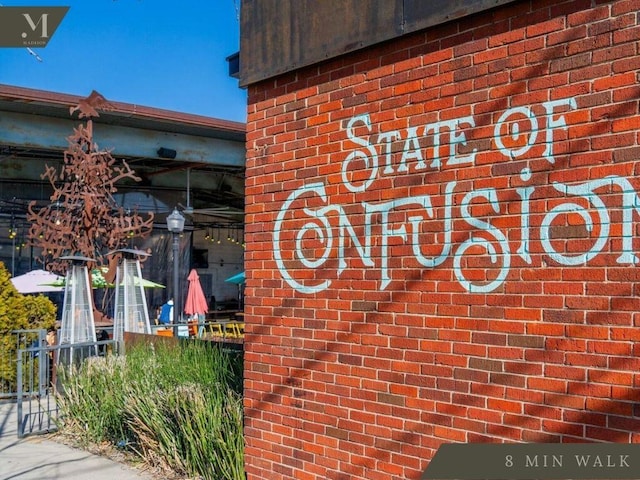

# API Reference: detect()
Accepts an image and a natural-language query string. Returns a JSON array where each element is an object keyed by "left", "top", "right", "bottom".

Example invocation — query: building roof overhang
[
  {"left": 0, "top": 84, "right": 247, "bottom": 225},
  {"left": 0, "top": 83, "right": 246, "bottom": 142}
]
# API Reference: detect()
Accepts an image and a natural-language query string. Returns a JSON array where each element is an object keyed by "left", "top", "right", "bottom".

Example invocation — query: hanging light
[{"left": 8, "top": 215, "right": 16, "bottom": 239}]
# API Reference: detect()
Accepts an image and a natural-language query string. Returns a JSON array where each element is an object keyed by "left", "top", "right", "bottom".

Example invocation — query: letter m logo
[
  {"left": 0, "top": 7, "right": 69, "bottom": 47},
  {"left": 23, "top": 13, "right": 49, "bottom": 38}
]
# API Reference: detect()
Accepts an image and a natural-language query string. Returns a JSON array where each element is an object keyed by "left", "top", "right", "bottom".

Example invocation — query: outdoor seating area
[
  {"left": 146, "top": 264, "right": 245, "bottom": 343},
  {"left": 152, "top": 318, "right": 244, "bottom": 341},
  {"left": 203, "top": 320, "right": 245, "bottom": 340},
  {"left": 206, "top": 309, "right": 242, "bottom": 320}
]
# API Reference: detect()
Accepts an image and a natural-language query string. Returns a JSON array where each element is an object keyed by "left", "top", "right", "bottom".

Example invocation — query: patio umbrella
[
  {"left": 40, "top": 268, "right": 109, "bottom": 289},
  {"left": 184, "top": 269, "right": 209, "bottom": 317},
  {"left": 49, "top": 274, "right": 165, "bottom": 289},
  {"left": 134, "top": 277, "right": 165, "bottom": 289},
  {"left": 10, "top": 269, "right": 64, "bottom": 293},
  {"left": 113, "top": 277, "right": 165, "bottom": 289},
  {"left": 224, "top": 271, "right": 245, "bottom": 285}
]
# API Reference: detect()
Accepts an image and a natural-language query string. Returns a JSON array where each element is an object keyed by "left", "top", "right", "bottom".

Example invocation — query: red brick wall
[{"left": 244, "top": 1, "right": 640, "bottom": 478}]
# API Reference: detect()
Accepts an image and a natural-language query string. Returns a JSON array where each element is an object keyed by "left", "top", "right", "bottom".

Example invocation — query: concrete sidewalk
[{"left": 0, "top": 401, "right": 155, "bottom": 480}]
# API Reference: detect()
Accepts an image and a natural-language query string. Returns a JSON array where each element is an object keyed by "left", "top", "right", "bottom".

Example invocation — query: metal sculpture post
[
  {"left": 112, "top": 249, "right": 152, "bottom": 342},
  {"left": 58, "top": 255, "right": 97, "bottom": 365},
  {"left": 167, "top": 208, "right": 185, "bottom": 337}
]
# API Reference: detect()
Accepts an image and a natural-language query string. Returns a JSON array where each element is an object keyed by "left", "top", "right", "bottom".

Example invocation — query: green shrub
[
  {"left": 56, "top": 340, "right": 244, "bottom": 480},
  {"left": 0, "top": 262, "right": 57, "bottom": 392}
]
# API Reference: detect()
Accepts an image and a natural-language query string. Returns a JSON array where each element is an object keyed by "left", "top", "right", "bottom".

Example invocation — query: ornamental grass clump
[
  {"left": 56, "top": 355, "right": 128, "bottom": 446},
  {"left": 56, "top": 340, "right": 244, "bottom": 480}
]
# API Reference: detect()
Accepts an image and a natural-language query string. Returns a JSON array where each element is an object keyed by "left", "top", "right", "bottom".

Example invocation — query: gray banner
[
  {"left": 423, "top": 443, "right": 640, "bottom": 480},
  {"left": 0, "top": 7, "right": 69, "bottom": 48}
]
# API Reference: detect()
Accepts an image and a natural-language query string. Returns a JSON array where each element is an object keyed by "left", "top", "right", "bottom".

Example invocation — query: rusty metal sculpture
[{"left": 27, "top": 91, "right": 155, "bottom": 275}]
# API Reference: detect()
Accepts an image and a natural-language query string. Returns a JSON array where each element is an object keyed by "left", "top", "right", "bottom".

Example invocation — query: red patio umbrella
[{"left": 184, "top": 269, "right": 209, "bottom": 318}]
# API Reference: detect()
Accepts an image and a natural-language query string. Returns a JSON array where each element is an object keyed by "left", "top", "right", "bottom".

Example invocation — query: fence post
[
  {"left": 16, "top": 348, "right": 23, "bottom": 438},
  {"left": 38, "top": 329, "right": 47, "bottom": 397}
]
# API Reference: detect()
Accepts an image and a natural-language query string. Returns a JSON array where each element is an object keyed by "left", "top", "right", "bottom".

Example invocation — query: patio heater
[
  {"left": 58, "top": 255, "right": 97, "bottom": 365},
  {"left": 167, "top": 208, "right": 185, "bottom": 337},
  {"left": 111, "top": 248, "right": 152, "bottom": 342}
]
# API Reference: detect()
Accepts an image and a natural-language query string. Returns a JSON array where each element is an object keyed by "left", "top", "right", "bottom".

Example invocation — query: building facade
[
  {"left": 0, "top": 85, "right": 246, "bottom": 310},
  {"left": 241, "top": 0, "right": 640, "bottom": 478}
]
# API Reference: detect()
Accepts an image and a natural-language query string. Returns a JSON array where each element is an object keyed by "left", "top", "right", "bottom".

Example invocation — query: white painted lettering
[{"left": 274, "top": 97, "right": 640, "bottom": 294}]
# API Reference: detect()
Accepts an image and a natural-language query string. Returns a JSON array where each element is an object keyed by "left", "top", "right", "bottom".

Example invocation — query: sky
[{"left": 0, "top": 0, "right": 248, "bottom": 123}]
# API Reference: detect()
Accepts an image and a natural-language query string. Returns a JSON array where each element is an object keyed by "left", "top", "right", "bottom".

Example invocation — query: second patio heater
[
  {"left": 112, "top": 248, "right": 152, "bottom": 342},
  {"left": 58, "top": 255, "right": 97, "bottom": 365}
]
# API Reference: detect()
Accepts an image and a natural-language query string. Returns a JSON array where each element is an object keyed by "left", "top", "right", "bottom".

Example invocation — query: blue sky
[{"left": 0, "top": 0, "right": 247, "bottom": 123}]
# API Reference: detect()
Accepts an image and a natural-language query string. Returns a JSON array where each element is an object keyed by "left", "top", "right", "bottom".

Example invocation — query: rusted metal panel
[
  {"left": 240, "top": 0, "right": 403, "bottom": 87},
  {"left": 239, "top": 0, "right": 519, "bottom": 87},
  {"left": 403, "top": 0, "right": 517, "bottom": 31}
]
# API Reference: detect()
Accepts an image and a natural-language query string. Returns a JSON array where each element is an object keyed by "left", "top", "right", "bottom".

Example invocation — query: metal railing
[
  {"left": 13, "top": 330, "right": 118, "bottom": 438},
  {"left": 0, "top": 329, "right": 45, "bottom": 400}
]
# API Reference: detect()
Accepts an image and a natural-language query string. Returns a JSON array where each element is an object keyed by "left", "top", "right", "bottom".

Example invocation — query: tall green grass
[{"left": 56, "top": 340, "right": 244, "bottom": 480}]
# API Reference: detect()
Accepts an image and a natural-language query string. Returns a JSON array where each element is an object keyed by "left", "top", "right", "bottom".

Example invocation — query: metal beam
[{"left": 0, "top": 111, "right": 245, "bottom": 167}]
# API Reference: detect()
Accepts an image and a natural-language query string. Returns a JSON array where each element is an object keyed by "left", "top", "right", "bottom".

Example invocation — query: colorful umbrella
[
  {"left": 184, "top": 269, "right": 209, "bottom": 317},
  {"left": 47, "top": 269, "right": 165, "bottom": 289},
  {"left": 224, "top": 271, "right": 245, "bottom": 285},
  {"left": 10, "top": 269, "right": 64, "bottom": 293},
  {"left": 113, "top": 277, "right": 165, "bottom": 289}
]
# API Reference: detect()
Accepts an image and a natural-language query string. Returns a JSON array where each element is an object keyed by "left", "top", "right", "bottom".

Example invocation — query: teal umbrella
[{"left": 225, "top": 271, "right": 245, "bottom": 285}]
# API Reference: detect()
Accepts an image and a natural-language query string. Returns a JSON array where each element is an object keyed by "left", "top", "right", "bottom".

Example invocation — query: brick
[
  {"left": 507, "top": 335, "right": 544, "bottom": 348},
  {"left": 487, "top": 398, "right": 523, "bottom": 414},
  {"left": 490, "top": 373, "right": 526, "bottom": 387}
]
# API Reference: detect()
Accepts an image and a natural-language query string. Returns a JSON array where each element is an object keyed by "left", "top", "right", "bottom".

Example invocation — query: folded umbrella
[{"left": 184, "top": 269, "right": 209, "bottom": 317}]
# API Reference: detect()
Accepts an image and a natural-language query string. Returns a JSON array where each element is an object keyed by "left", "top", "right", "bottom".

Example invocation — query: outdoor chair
[{"left": 208, "top": 323, "right": 224, "bottom": 338}]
